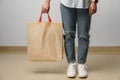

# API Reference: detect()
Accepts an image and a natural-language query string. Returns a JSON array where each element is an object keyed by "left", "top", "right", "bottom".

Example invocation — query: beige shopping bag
[{"left": 27, "top": 13, "right": 63, "bottom": 62}]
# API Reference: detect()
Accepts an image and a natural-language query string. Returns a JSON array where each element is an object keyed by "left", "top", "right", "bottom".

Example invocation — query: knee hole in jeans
[
  {"left": 78, "top": 33, "right": 90, "bottom": 40},
  {"left": 63, "top": 31, "right": 76, "bottom": 40}
]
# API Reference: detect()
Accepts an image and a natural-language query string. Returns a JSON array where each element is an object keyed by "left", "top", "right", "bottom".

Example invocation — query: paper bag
[{"left": 27, "top": 13, "right": 63, "bottom": 62}]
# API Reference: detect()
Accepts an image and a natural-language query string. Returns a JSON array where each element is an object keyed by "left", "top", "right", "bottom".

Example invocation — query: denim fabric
[{"left": 60, "top": 4, "right": 91, "bottom": 64}]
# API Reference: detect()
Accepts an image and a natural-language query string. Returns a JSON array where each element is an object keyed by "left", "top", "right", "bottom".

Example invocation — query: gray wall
[{"left": 0, "top": 0, "right": 120, "bottom": 46}]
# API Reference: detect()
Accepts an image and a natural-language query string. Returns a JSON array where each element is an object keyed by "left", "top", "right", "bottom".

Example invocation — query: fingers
[
  {"left": 89, "top": 8, "right": 96, "bottom": 16},
  {"left": 41, "top": 7, "right": 49, "bottom": 13},
  {"left": 89, "top": 2, "right": 97, "bottom": 16},
  {"left": 89, "top": 8, "right": 92, "bottom": 16},
  {"left": 41, "top": 3, "right": 50, "bottom": 13}
]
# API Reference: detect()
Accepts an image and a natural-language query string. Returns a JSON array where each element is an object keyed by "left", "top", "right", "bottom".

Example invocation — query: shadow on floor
[{"left": 28, "top": 62, "right": 67, "bottom": 74}]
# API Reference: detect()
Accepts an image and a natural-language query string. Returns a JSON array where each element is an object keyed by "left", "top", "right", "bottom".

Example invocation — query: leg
[
  {"left": 60, "top": 4, "right": 77, "bottom": 63},
  {"left": 77, "top": 8, "right": 91, "bottom": 64}
]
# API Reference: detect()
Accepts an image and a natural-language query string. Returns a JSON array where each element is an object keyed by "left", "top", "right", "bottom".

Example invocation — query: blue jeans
[{"left": 60, "top": 4, "right": 91, "bottom": 64}]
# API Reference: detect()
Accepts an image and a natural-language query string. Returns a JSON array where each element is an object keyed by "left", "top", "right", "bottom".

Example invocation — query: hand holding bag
[{"left": 27, "top": 13, "right": 63, "bottom": 62}]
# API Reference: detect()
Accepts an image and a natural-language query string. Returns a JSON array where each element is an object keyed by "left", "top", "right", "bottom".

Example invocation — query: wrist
[
  {"left": 91, "top": 0, "right": 96, "bottom": 3},
  {"left": 91, "top": 0, "right": 98, "bottom": 3},
  {"left": 45, "top": 0, "right": 50, "bottom": 3},
  {"left": 91, "top": 1, "right": 96, "bottom": 4},
  {"left": 91, "top": 0, "right": 95, "bottom": 1}
]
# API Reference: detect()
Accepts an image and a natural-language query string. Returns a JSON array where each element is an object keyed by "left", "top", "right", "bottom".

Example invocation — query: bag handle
[{"left": 39, "top": 13, "right": 52, "bottom": 22}]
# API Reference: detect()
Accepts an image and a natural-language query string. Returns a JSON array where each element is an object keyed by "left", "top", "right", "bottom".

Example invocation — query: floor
[{"left": 0, "top": 50, "right": 120, "bottom": 80}]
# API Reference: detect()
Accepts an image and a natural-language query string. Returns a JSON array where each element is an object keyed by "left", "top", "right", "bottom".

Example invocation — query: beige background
[{"left": 0, "top": 0, "right": 120, "bottom": 46}]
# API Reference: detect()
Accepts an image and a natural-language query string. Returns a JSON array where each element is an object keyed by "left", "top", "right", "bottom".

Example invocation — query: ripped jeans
[{"left": 60, "top": 4, "right": 91, "bottom": 64}]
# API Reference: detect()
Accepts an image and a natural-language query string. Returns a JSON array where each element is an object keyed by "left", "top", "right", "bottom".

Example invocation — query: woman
[{"left": 41, "top": 0, "right": 98, "bottom": 78}]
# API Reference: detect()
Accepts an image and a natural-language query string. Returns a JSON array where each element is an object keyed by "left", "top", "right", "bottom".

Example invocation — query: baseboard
[
  {"left": 0, "top": 46, "right": 27, "bottom": 51},
  {"left": 89, "top": 46, "right": 120, "bottom": 51},
  {"left": 0, "top": 46, "right": 120, "bottom": 51}
]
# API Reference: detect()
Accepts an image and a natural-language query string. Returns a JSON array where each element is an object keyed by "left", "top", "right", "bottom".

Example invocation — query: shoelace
[
  {"left": 78, "top": 64, "right": 88, "bottom": 70},
  {"left": 68, "top": 64, "right": 75, "bottom": 71}
]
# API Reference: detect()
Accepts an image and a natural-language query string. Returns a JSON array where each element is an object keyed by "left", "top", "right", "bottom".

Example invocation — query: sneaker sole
[
  {"left": 67, "top": 76, "right": 76, "bottom": 78},
  {"left": 78, "top": 75, "right": 88, "bottom": 78},
  {"left": 67, "top": 74, "right": 76, "bottom": 78}
]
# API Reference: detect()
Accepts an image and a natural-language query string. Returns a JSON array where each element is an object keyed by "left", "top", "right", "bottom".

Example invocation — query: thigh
[
  {"left": 77, "top": 8, "right": 91, "bottom": 35},
  {"left": 60, "top": 4, "right": 77, "bottom": 31}
]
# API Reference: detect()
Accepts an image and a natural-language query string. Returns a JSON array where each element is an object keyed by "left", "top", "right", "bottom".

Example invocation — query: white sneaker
[
  {"left": 78, "top": 64, "right": 88, "bottom": 78},
  {"left": 67, "top": 63, "right": 76, "bottom": 78}
]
